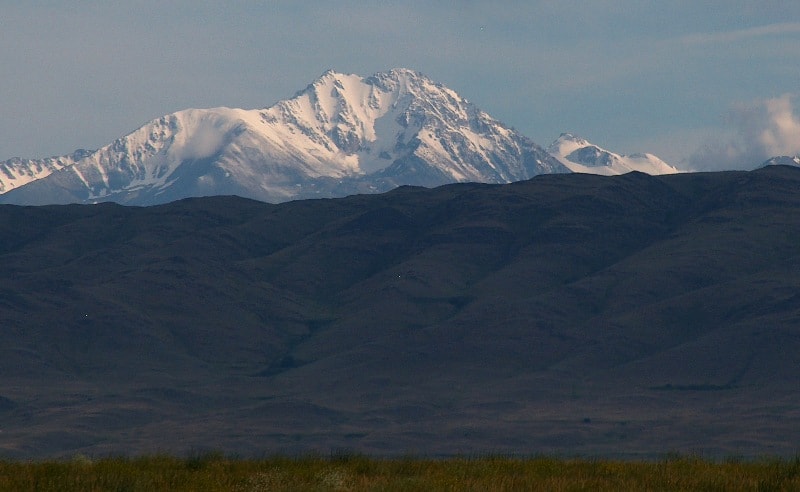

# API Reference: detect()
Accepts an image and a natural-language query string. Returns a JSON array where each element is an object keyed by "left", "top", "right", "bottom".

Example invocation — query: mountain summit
[
  {"left": 548, "top": 133, "right": 678, "bottom": 176},
  {"left": 0, "top": 69, "right": 568, "bottom": 206}
]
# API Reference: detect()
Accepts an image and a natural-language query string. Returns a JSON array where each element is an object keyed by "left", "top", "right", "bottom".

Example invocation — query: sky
[{"left": 2, "top": 1, "right": 800, "bottom": 171}]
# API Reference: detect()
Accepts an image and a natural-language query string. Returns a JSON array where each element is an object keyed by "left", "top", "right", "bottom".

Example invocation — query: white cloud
[
  {"left": 758, "top": 95, "right": 800, "bottom": 156},
  {"left": 688, "top": 94, "right": 800, "bottom": 171}
]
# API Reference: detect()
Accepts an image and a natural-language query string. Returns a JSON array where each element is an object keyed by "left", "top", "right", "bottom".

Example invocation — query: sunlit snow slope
[
  {"left": 0, "top": 69, "right": 567, "bottom": 205},
  {"left": 0, "top": 150, "right": 92, "bottom": 193},
  {"left": 547, "top": 133, "right": 679, "bottom": 176}
]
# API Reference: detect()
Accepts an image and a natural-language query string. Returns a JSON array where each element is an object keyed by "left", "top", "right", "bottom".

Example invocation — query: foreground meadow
[{"left": 1, "top": 453, "right": 799, "bottom": 491}]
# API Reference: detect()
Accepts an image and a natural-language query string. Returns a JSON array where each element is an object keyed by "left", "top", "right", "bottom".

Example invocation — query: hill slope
[{"left": 1, "top": 167, "right": 799, "bottom": 458}]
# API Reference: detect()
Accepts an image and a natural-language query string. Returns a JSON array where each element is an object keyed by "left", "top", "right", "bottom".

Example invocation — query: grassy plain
[{"left": 1, "top": 453, "right": 799, "bottom": 491}]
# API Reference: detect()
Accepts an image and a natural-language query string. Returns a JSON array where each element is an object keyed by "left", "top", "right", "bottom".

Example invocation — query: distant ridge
[
  {"left": 0, "top": 69, "right": 695, "bottom": 207},
  {"left": 547, "top": 132, "right": 679, "bottom": 175},
  {"left": 761, "top": 155, "right": 800, "bottom": 167}
]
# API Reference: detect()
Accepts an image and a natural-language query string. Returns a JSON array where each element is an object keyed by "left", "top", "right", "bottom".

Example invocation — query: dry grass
[{"left": 0, "top": 453, "right": 798, "bottom": 491}]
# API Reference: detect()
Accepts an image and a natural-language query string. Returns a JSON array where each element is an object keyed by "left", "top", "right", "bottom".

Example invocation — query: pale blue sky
[{"left": 2, "top": 1, "right": 799, "bottom": 170}]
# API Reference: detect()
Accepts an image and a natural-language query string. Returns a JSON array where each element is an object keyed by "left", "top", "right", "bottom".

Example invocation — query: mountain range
[
  {"left": 1, "top": 165, "right": 800, "bottom": 458},
  {"left": 2, "top": 68, "right": 799, "bottom": 460},
  {"left": 0, "top": 69, "right": 679, "bottom": 206}
]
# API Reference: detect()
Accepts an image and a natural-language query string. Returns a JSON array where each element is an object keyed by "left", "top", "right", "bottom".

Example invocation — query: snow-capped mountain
[
  {"left": 0, "top": 69, "right": 568, "bottom": 206},
  {"left": 761, "top": 156, "right": 800, "bottom": 167},
  {"left": 0, "top": 149, "right": 92, "bottom": 193},
  {"left": 547, "top": 133, "right": 678, "bottom": 176}
]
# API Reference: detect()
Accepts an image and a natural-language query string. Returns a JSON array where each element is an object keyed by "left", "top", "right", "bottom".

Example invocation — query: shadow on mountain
[{"left": 1, "top": 166, "right": 800, "bottom": 459}]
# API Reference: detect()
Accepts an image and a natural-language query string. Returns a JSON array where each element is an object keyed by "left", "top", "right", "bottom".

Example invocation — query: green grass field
[{"left": 1, "top": 453, "right": 799, "bottom": 491}]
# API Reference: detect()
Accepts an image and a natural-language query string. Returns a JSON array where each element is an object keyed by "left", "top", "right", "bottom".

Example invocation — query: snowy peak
[
  {"left": 267, "top": 69, "right": 475, "bottom": 164},
  {"left": 265, "top": 69, "right": 401, "bottom": 167},
  {"left": 549, "top": 133, "right": 614, "bottom": 168},
  {"left": 0, "top": 68, "right": 566, "bottom": 206},
  {"left": 549, "top": 133, "right": 592, "bottom": 154},
  {"left": 255, "top": 68, "right": 565, "bottom": 183},
  {"left": 547, "top": 133, "right": 678, "bottom": 176}
]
